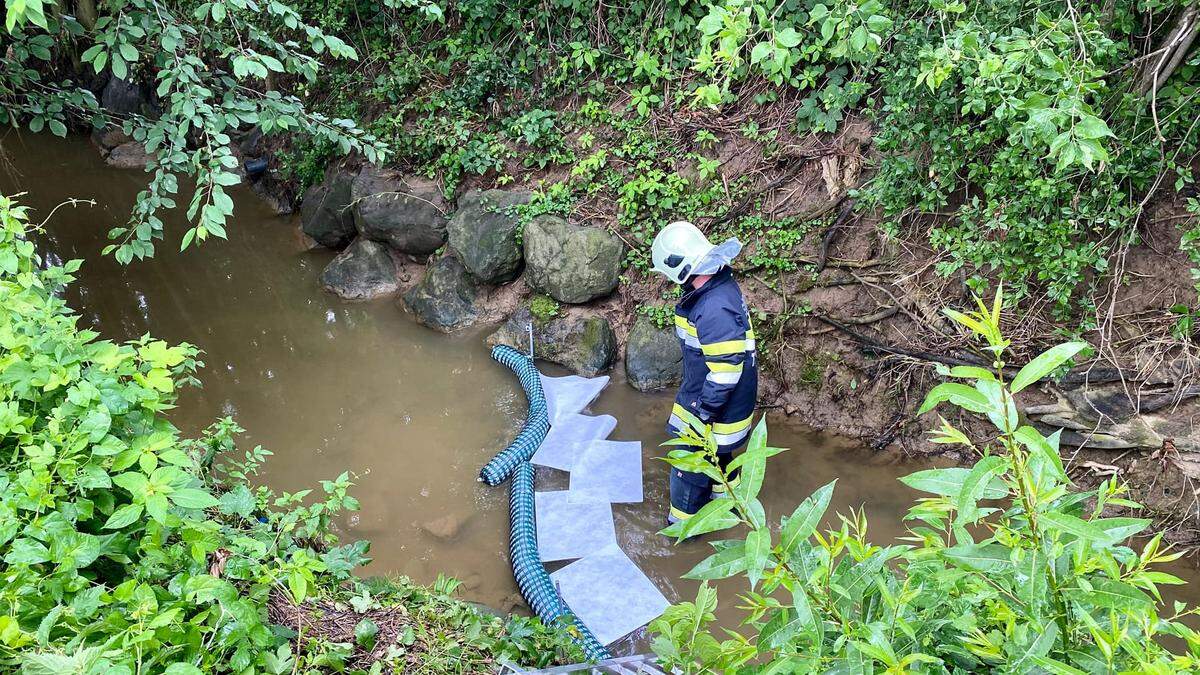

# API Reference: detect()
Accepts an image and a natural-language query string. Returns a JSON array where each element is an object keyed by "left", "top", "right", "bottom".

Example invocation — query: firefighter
[{"left": 650, "top": 221, "right": 758, "bottom": 525}]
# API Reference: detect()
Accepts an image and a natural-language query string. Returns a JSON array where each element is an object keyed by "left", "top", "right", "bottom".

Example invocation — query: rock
[
  {"left": 352, "top": 166, "right": 447, "bottom": 255},
  {"left": 403, "top": 256, "right": 479, "bottom": 331},
  {"left": 624, "top": 315, "right": 682, "bottom": 391},
  {"left": 94, "top": 77, "right": 151, "bottom": 157},
  {"left": 320, "top": 238, "right": 399, "bottom": 300},
  {"left": 100, "top": 76, "right": 148, "bottom": 116},
  {"left": 523, "top": 215, "right": 624, "bottom": 304},
  {"left": 239, "top": 127, "right": 264, "bottom": 157},
  {"left": 421, "top": 512, "right": 472, "bottom": 541},
  {"left": 301, "top": 170, "right": 356, "bottom": 249},
  {"left": 92, "top": 125, "right": 131, "bottom": 153},
  {"left": 498, "top": 592, "right": 526, "bottom": 614},
  {"left": 446, "top": 189, "right": 531, "bottom": 284},
  {"left": 467, "top": 601, "right": 504, "bottom": 618},
  {"left": 104, "top": 142, "right": 151, "bottom": 169},
  {"left": 488, "top": 307, "right": 616, "bottom": 376}
]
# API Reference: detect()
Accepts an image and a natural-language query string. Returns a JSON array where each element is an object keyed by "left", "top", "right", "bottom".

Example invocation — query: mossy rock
[
  {"left": 625, "top": 315, "right": 683, "bottom": 391},
  {"left": 352, "top": 165, "right": 448, "bottom": 255},
  {"left": 446, "top": 189, "right": 531, "bottom": 284},
  {"left": 487, "top": 307, "right": 616, "bottom": 376},
  {"left": 523, "top": 215, "right": 624, "bottom": 304},
  {"left": 301, "top": 169, "right": 356, "bottom": 249},
  {"left": 320, "top": 238, "right": 399, "bottom": 300},
  {"left": 402, "top": 256, "right": 479, "bottom": 332}
]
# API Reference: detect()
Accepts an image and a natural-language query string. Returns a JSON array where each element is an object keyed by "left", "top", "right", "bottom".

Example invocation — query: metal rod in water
[{"left": 527, "top": 321, "right": 534, "bottom": 359}]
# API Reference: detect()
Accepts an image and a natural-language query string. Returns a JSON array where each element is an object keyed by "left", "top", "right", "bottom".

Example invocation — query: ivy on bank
[
  {"left": 284, "top": 0, "right": 1199, "bottom": 322},
  {"left": 0, "top": 193, "right": 578, "bottom": 673}
]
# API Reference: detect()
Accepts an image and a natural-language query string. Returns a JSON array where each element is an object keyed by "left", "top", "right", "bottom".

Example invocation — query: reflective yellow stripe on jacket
[
  {"left": 699, "top": 329, "right": 756, "bottom": 357},
  {"left": 670, "top": 403, "right": 753, "bottom": 448}
]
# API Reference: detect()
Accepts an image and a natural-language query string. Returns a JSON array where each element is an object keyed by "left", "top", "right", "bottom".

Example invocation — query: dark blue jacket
[{"left": 667, "top": 267, "right": 758, "bottom": 453}]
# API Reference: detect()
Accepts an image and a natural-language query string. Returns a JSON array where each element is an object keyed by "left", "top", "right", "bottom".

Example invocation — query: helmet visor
[{"left": 690, "top": 238, "right": 742, "bottom": 276}]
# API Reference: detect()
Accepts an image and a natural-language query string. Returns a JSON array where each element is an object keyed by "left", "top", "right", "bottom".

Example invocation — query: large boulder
[
  {"left": 403, "top": 256, "right": 478, "bottom": 331},
  {"left": 523, "top": 216, "right": 624, "bottom": 304},
  {"left": 93, "top": 77, "right": 150, "bottom": 152},
  {"left": 320, "top": 238, "right": 399, "bottom": 300},
  {"left": 100, "top": 76, "right": 149, "bottom": 116},
  {"left": 301, "top": 170, "right": 356, "bottom": 248},
  {"left": 352, "top": 166, "right": 447, "bottom": 255},
  {"left": 488, "top": 307, "right": 616, "bottom": 376},
  {"left": 446, "top": 189, "right": 530, "bottom": 284},
  {"left": 625, "top": 315, "right": 683, "bottom": 391}
]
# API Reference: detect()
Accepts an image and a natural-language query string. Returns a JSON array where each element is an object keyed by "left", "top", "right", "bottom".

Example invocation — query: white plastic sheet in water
[
  {"left": 534, "top": 489, "right": 616, "bottom": 562},
  {"left": 569, "top": 440, "right": 644, "bottom": 504},
  {"left": 551, "top": 543, "right": 670, "bottom": 645},
  {"left": 540, "top": 374, "right": 609, "bottom": 423},
  {"left": 531, "top": 413, "right": 618, "bottom": 472}
]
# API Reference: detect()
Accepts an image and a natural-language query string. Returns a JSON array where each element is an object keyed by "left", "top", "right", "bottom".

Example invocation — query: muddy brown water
[{"left": 7, "top": 133, "right": 1200, "bottom": 654}]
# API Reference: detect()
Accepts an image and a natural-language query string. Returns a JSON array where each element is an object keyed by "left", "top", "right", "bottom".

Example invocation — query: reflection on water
[{"left": 12, "top": 133, "right": 1196, "bottom": 653}]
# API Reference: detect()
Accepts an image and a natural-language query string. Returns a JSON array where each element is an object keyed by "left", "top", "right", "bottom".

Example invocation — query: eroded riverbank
[{"left": 8, "top": 132, "right": 1200, "bottom": 652}]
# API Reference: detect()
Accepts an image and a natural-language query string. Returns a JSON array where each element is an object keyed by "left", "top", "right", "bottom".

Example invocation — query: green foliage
[
  {"left": 730, "top": 214, "right": 814, "bottom": 273},
  {"left": 0, "top": 194, "right": 577, "bottom": 672},
  {"left": 651, "top": 287, "right": 1200, "bottom": 673},
  {"left": 530, "top": 294, "right": 561, "bottom": 322},
  {"left": 1, "top": 0, "right": 398, "bottom": 261},
  {"left": 279, "top": 138, "right": 340, "bottom": 192},
  {"left": 691, "top": 0, "right": 886, "bottom": 125},
  {"left": 637, "top": 302, "right": 677, "bottom": 330},
  {"left": 859, "top": 2, "right": 1198, "bottom": 313}
]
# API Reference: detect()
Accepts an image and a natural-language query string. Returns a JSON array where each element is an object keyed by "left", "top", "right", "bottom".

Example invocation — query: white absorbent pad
[
  {"left": 531, "top": 413, "right": 618, "bottom": 472},
  {"left": 568, "top": 440, "right": 644, "bottom": 504},
  {"left": 551, "top": 543, "right": 671, "bottom": 645},
  {"left": 540, "top": 374, "right": 609, "bottom": 423},
  {"left": 534, "top": 489, "right": 616, "bottom": 562}
]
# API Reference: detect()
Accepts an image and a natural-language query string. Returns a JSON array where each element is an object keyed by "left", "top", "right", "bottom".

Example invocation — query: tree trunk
[
  {"left": 76, "top": 0, "right": 97, "bottom": 31},
  {"left": 1136, "top": 3, "right": 1199, "bottom": 96}
]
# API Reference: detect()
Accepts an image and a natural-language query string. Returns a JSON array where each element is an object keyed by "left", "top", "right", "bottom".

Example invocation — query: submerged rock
[
  {"left": 403, "top": 256, "right": 478, "bottom": 331},
  {"left": 421, "top": 512, "right": 472, "bottom": 541},
  {"left": 301, "top": 170, "right": 356, "bottom": 249},
  {"left": 104, "top": 142, "right": 151, "bottom": 169},
  {"left": 446, "top": 189, "right": 531, "bottom": 284},
  {"left": 320, "top": 238, "right": 399, "bottom": 300},
  {"left": 625, "top": 315, "right": 683, "bottom": 391},
  {"left": 92, "top": 125, "right": 131, "bottom": 153},
  {"left": 352, "top": 166, "right": 447, "bottom": 255},
  {"left": 498, "top": 592, "right": 526, "bottom": 614},
  {"left": 488, "top": 307, "right": 616, "bottom": 376},
  {"left": 523, "top": 215, "right": 624, "bottom": 304}
]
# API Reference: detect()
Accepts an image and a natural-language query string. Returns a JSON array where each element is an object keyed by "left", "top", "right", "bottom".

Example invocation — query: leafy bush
[
  {"left": 0, "top": 194, "right": 575, "bottom": 672},
  {"left": 652, "top": 288, "right": 1200, "bottom": 672},
  {"left": 2, "top": 0, "right": 396, "bottom": 260},
  {"left": 637, "top": 303, "right": 677, "bottom": 330}
]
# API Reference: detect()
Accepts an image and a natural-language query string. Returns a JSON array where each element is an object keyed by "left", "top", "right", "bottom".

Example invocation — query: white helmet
[{"left": 650, "top": 221, "right": 742, "bottom": 284}]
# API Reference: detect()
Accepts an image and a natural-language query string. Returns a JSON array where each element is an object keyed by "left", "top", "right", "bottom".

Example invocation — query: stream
[{"left": 7, "top": 133, "right": 1200, "bottom": 654}]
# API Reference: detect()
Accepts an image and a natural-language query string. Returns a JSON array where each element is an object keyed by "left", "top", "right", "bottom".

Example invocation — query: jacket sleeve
[{"left": 692, "top": 302, "right": 750, "bottom": 421}]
